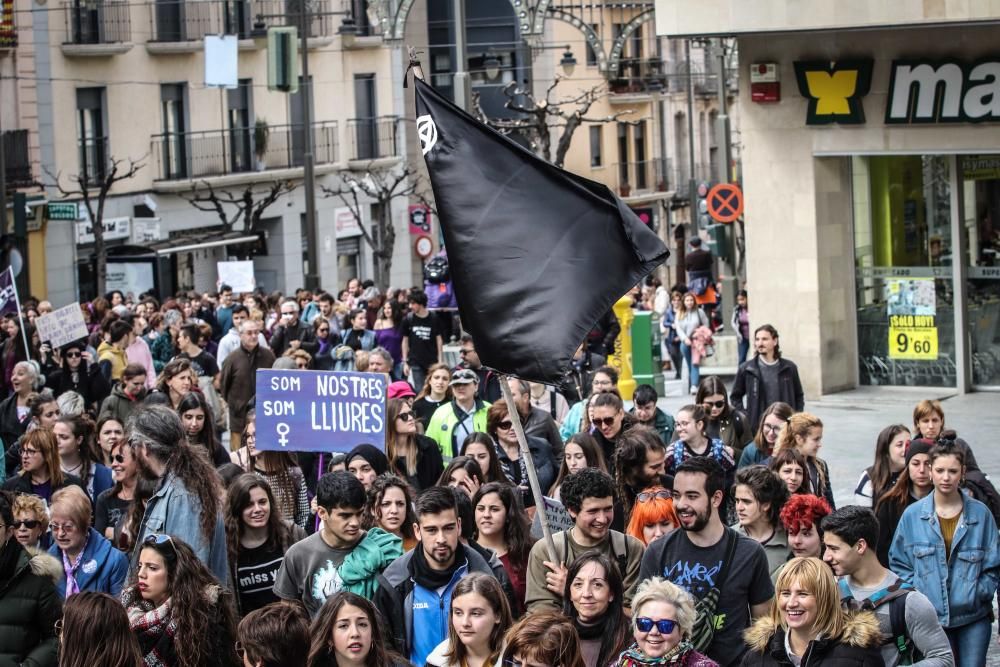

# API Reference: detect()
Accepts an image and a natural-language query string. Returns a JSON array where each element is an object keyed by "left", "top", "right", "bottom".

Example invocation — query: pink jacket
[{"left": 690, "top": 325, "right": 715, "bottom": 365}]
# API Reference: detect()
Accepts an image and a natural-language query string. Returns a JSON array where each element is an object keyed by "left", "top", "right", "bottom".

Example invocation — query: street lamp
[
  {"left": 559, "top": 48, "right": 577, "bottom": 77},
  {"left": 483, "top": 53, "right": 501, "bottom": 82}
]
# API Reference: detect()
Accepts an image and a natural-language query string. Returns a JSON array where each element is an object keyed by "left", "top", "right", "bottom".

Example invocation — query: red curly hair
[{"left": 779, "top": 493, "right": 831, "bottom": 536}]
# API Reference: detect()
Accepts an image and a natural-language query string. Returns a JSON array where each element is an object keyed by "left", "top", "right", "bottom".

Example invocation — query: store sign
[
  {"left": 75, "top": 217, "right": 130, "bottom": 245},
  {"left": 889, "top": 315, "right": 939, "bottom": 360},
  {"left": 962, "top": 155, "right": 1000, "bottom": 180},
  {"left": 334, "top": 207, "right": 362, "bottom": 239},
  {"left": 795, "top": 57, "right": 1000, "bottom": 125},
  {"left": 47, "top": 203, "right": 79, "bottom": 221}
]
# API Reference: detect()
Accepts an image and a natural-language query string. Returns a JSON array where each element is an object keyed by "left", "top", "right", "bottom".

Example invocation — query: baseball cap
[
  {"left": 387, "top": 381, "right": 416, "bottom": 400},
  {"left": 449, "top": 368, "right": 479, "bottom": 386}
]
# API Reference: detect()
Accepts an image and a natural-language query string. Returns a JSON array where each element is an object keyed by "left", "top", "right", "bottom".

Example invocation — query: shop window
[{"left": 961, "top": 155, "right": 1000, "bottom": 387}]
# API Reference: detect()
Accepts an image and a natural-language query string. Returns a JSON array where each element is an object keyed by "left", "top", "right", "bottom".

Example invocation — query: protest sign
[
  {"left": 35, "top": 303, "right": 89, "bottom": 348},
  {"left": 255, "top": 369, "right": 387, "bottom": 453},
  {"left": 530, "top": 496, "right": 575, "bottom": 540},
  {"left": 217, "top": 260, "right": 256, "bottom": 293}
]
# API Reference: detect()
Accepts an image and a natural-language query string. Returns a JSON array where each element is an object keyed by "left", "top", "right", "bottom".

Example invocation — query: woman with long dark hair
[
  {"left": 412, "top": 364, "right": 451, "bottom": 430},
  {"left": 588, "top": 391, "right": 636, "bottom": 471},
  {"left": 485, "top": 402, "right": 554, "bottom": 498},
  {"left": 224, "top": 474, "right": 306, "bottom": 615},
  {"left": 737, "top": 402, "right": 794, "bottom": 469},
  {"left": 426, "top": 573, "right": 514, "bottom": 667},
  {"left": 121, "top": 534, "right": 240, "bottom": 666},
  {"left": 176, "top": 392, "right": 230, "bottom": 467},
  {"left": 460, "top": 432, "right": 506, "bottom": 484},
  {"left": 363, "top": 474, "right": 418, "bottom": 552},
  {"left": 473, "top": 482, "right": 535, "bottom": 614},
  {"left": 549, "top": 433, "right": 608, "bottom": 500},
  {"left": 438, "top": 456, "right": 486, "bottom": 498},
  {"left": 312, "top": 316, "right": 338, "bottom": 371},
  {"left": 385, "top": 397, "right": 443, "bottom": 491},
  {"left": 373, "top": 300, "right": 405, "bottom": 379},
  {"left": 44, "top": 339, "right": 110, "bottom": 414},
  {"left": 695, "top": 376, "right": 750, "bottom": 462},
  {"left": 249, "top": 433, "right": 310, "bottom": 531},
  {"left": 664, "top": 405, "right": 735, "bottom": 479},
  {"left": 95, "top": 437, "right": 139, "bottom": 542},
  {"left": 873, "top": 438, "right": 934, "bottom": 566},
  {"left": 54, "top": 413, "right": 113, "bottom": 502},
  {"left": 854, "top": 423, "right": 909, "bottom": 507},
  {"left": 58, "top": 591, "right": 144, "bottom": 667},
  {"left": 563, "top": 552, "right": 631, "bottom": 667},
  {"left": 307, "top": 591, "right": 403, "bottom": 667}
]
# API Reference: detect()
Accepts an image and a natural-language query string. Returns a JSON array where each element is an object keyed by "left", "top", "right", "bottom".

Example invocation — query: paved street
[{"left": 657, "top": 375, "right": 1000, "bottom": 662}]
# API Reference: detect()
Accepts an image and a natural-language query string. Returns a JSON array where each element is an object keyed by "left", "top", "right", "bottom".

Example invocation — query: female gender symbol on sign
[{"left": 706, "top": 183, "right": 744, "bottom": 223}]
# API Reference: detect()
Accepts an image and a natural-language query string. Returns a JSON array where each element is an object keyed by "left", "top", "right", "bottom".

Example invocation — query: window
[
  {"left": 617, "top": 122, "right": 629, "bottom": 188},
  {"left": 589, "top": 125, "right": 602, "bottom": 167},
  {"left": 633, "top": 120, "right": 647, "bottom": 189},
  {"left": 354, "top": 74, "right": 377, "bottom": 159},
  {"left": 76, "top": 87, "right": 106, "bottom": 181},
  {"left": 227, "top": 79, "right": 253, "bottom": 173},
  {"left": 160, "top": 83, "right": 187, "bottom": 179}
]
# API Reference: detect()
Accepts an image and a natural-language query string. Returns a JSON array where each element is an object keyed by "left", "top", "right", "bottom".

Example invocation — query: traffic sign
[{"left": 706, "top": 183, "right": 744, "bottom": 223}]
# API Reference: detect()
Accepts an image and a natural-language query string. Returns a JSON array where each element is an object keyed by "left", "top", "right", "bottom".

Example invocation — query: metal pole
[
  {"left": 714, "top": 39, "right": 738, "bottom": 313},
  {"left": 452, "top": 0, "right": 470, "bottom": 111},
  {"left": 0, "top": 101, "right": 7, "bottom": 236},
  {"left": 685, "top": 39, "right": 696, "bottom": 212},
  {"left": 300, "top": 0, "right": 319, "bottom": 290},
  {"left": 499, "top": 377, "right": 557, "bottom": 563}
]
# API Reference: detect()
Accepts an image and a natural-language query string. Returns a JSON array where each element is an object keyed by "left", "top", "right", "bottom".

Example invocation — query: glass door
[{"left": 961, "top": 155, "right": 1000, "bottom": 389}]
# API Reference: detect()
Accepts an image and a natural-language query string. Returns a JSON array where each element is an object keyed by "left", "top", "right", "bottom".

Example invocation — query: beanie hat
[{"left": 905, "top": 438, "right": 934, "bottom": 466}]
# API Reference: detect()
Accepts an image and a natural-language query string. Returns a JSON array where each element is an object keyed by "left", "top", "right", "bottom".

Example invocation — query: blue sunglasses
[{"left": 635, "top": 617, "right": 677, "bottom": 634}]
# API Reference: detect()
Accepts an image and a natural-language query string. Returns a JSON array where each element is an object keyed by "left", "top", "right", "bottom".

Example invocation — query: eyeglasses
[
  {"left": 244, "top": 432, "right": 256, "bottom": 442},
  {"left": 591, "top": 416, "right": 618, "bottom": 428},
  {"left": 635, "top": 617, "right": 678, "bottom": 634},
  {"left": 12, "top": 520, "right": 40, "bottom": 529},
  {"left": 702, "top": 400, "right": 726, "bottom": 409},
  {"left": 50, "top": 522, "right": 77, "bottom": 534},
  {"left": 396, "top": 412, "right": 414, "bottom": 422},
  {"left": 497, "top": 420, "right": 514, "bottom": 430},
  {"left": 21, "top": 447, "right": 40, "bottom": 456},
  {"left": 65, "top": 351, "right": 81, "bottom": 358},
  {"left": 763, "top": 423, "right": 783, "bottom": 434},
  {"left": 318, "top": 328, "right": 330, "bottom": 333},
  {"left": 636, "top": 489, "right": 671, "bottom": 503},
  {"left": 459, "top": 349, "right": 473, "bottom": 356},
  {"left": 144, "top": 533, "right": 178, "bottom": 557}
]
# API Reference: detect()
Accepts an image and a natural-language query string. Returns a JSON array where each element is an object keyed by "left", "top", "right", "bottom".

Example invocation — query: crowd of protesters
[{"left": 0, "top": 280, "right": 997, "bottom": 667}]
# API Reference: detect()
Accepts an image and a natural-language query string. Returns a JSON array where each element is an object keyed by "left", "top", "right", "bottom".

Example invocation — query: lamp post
[{"left": 482, "top": 44, "right": 577, "bottom": 83}]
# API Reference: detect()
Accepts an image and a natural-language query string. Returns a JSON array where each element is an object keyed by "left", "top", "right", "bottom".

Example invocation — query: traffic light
[
  {"left": 706, "top": 223, "right": 731, "bottom": 263},
  {"left": 267, "top": 27, "right": 299, "bottom": 93},
  {"left": 695, "top": 181, "right": 711, "bottom": 230}
]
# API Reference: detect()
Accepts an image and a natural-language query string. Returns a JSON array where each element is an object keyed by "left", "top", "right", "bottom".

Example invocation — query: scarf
[
  {"left": 617, "top": 641, "right": 698, "bottom": 667},
  {"left": 61, "top": 532, "right": 91, "bottom": 596},
  {"left": 495, "top": 442, "right": 529, "bottom": 487},
  {"left": 411, "top": 542, "right": 466, "bottom": 590},
  {"left": 575, "top": 612, "right": 608, "bottom": 640},
  {"left": 122, "top": 587, "right": 179, "bottom": 667}
]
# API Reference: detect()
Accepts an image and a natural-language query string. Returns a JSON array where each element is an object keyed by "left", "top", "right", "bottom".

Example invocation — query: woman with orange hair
[
  {"left": 779, "top": 494, "right": 831, "bottom": 561},
  {"left": 626, "top": 487, "right": 679, "bottom": 546}
]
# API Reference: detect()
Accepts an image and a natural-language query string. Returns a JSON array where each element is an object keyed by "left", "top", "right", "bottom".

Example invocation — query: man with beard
[
  {"left": 612, "top": 426, "right": 670, "bottom": 531},
  {"left": 374, "top": 486, "right": 496, "bottom": 665},
  {"left": 507, "top": 377, "right": 563, "bottom": 460},
  {"left": 639, "top": 456, "right": 773, "bottom": 667},
  {"left": 525, "top": 468, "right": 644, "bottom": 612},
  {"left": 128, "top": 405, "right": 229, "bottom": 583}
]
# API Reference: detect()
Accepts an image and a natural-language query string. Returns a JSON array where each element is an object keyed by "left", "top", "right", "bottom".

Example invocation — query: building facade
[{"left": 657, "top": 2, "right": 1000, "bottom": 394}]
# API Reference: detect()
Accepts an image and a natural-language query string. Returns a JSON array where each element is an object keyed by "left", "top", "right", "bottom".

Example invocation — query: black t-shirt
[
  {"left": 236, "top": 541, "right": 285, "bottom": 615},
  {"left": 95, "top": 489, "right": 130, "bottom": 535},
  {"left": 413, "top": 397, "right": 445, "bottom": 430},
  {"left": 401, "top": 312, "right": 441, "bottom": 368},
  {"left": 177, "top": 350, "right": 219, "bottom": 379},
  {"left": 639, "top": 528, "right": 774, "bottom": 667}
]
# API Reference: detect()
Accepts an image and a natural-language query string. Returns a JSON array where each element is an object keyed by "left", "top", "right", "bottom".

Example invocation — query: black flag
[{"left": 414, "top": 78, "right": 669, "bottom": 384}]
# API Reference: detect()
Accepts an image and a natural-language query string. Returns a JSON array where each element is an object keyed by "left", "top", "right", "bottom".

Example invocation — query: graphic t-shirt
[
  {"left": 177, "top": 350, "right": 219, "bottom": 379},
  {"left": 401, "top": 312, "right": 440, "bottom": 368},
  {"left": 94, "top": 490, "right": 130, "bottom": 536},
  {"left": 273, "top": 531, "right": 353, "bottom": 617},
  {"left": 639, "top": 528, "right": 774, "bottom": 667},
  {"left": 236, "top": 541, "right": 285, "bottom": 615}
]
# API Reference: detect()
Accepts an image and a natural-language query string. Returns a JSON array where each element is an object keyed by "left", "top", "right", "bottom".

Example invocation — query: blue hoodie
[{"left": 48, "top": 527, "right": 129, "bottom": 597}]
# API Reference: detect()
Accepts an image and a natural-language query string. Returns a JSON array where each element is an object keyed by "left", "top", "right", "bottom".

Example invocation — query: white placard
[
  {"left": 217, "top": 260, "right": 256, "bottom": 293},
  {"left": 530, "top": 496, "right": 576, "bottom": 539},
  {"left": 204, "top": 35, "right": 238, "bottom": 88},
  {"left": 35, "top": 303, "right": 89, "bottom": 347}
]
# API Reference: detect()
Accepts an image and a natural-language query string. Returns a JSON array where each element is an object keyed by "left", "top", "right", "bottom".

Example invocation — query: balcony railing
[
  {"left": 63, "top": 0, "right": 131, "bottom": 44},
  {"left": 252, "top": 0, "right": 334, "bottom": 38},
  {"left": 347, "top": 116, "right": 398, "bottom": 161},
  {"left": 78, "top": 136, "right": 109, "bottom": 182},
  {"left": 2, "top": 130, "right": 32, "bottom": 187},
  {"left": 151, "top": 121, "right": 338, "bottom": 181},
  {"left": 614, "top": 158, "right": 671, "bottom": 196},
  {"left": 149, "top": 0, "right": 256, "bottom": 42},
  {"left": 609, "top": 57, "right": 668, "bottom": 95}
]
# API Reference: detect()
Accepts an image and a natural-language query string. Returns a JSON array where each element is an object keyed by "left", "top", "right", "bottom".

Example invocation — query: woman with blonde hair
[
  {"left": 502, "top": 610, "right": 585, "bottom": 667},
  {"left": 426, "top": 573, "right": 513, "bottom": 667},
  {"left": 741, "top": 557, "right": 883, "bottom": 666},
  {"left": 773, "top": 412, "right": 834, "bottom": 509},
  {"left": 625, "top": 487, "right": 679, "bottom": 546},
  {"left": 614, "top": 577, "right": 716, "bottom": 667}
]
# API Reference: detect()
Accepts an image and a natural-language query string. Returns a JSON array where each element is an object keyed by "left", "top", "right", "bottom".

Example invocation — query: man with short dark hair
[
  {"left": 613, "top": 426, "right": 669, "bottom": 519},
  {"left": 374, "top": 486, "right": 495, "bottom": 665},
  {"left": 274, "top": 471, "right": 402, "bottom": 618},
  {"left": 175, "top": 323, "right": 219, "bottom": 384},
  {"left": 822, "top": 506, "right": 953, "bottom": 667},
  {"left": 236, "top": 601, "right": 311, "bottom": 667},
  {"left": 639, "top": 456, "right": 773, "bottom": 666},
  {"left": 629, "top": 384, "right": 675, "bottom": 444},
  {"left": 401, "top": 291, "right": 443, "bottom": 391},
  {"left": 525, "top": 468, "right": 644, "bottom": 612},
  {"left": 215, "top": 284, "right": 234, "bottom": 341}
]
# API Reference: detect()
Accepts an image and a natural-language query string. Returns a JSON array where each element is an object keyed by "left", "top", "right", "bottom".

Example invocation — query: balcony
[
  {"left": 2, "top": 130, "right": 32, "bottom": 187},
  {"left": 150, "top": 121, "right": 338, "bottom": 187},
  {"left": 147, "top": 0, "right": 265, "bottom": 53},
  {"left": 252, "top": 0, "right": 337, "bottom": 47},
  {"left": 614, "top": 158, "right": 672, "bottom": 199},
  {"left": 346, "top": 116, "right": 399, "bottom": 165},
  {"left": 61, "top": 0, "right": 132, "bottom": 56},
  {"left": 608, "top": 57, "right": 668, "bottom": 101}
]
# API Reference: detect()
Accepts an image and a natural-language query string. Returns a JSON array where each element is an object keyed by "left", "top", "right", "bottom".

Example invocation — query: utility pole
[
  {"left": 0, "top": 104, "right": 7, "bottom": 234},
  {"left": 713, "top": 38, "right": 738, "bottom": 328},
  {"left": 299, "top": 0, "right": 319, "bottom": 290},
  {"left": 685, "top": 39, "right": 696, "bottom": 211},
  {"left": 452, "top": 0, "right": 470, "bottom": 110}
]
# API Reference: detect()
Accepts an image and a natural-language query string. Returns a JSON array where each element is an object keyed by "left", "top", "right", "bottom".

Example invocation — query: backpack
[
  {"left": 656, "top": 528, "right": 739, "bottom": 653},
  {"left": 838, "top": 578, "right": 921, "bottom": 665},
  {"left": 555, "top": 529, "right": 630, "bottom": 582},
  {"left": 672, "top": 440, "right": 726, "bottom": 472}
]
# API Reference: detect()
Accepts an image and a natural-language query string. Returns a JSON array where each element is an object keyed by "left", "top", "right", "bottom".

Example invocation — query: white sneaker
[{"left": 689, "top": 386, "right": 697, "bottom": 394}]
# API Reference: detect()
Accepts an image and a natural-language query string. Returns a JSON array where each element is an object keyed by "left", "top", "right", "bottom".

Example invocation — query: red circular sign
[{"left": 706, "top": 183, "right": 744, "bottom": 224}]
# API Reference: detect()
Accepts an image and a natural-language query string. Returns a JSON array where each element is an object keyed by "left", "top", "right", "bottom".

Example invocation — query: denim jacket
[
  {"left": 132, "top": 472, "right": 230, "bottom": 584},
  {"left": 889, "top": 492, "right": 1000, "bottom": 628}
]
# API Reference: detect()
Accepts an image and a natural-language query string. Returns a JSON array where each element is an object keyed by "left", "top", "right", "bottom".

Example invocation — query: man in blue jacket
[{"left": 373, "top": 486, "right": 496, "bottom": 665}]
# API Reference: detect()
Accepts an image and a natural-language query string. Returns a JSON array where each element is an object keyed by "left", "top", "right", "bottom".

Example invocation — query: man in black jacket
[
  {"left": 269, "top": 299, "right": 318, "bottom": 357},
  {"left": 730, "top": 324, "right": 804, "bottom": 433}
]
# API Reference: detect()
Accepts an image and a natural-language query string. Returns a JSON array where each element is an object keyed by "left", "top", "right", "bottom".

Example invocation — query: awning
[{"left": 152, "top": 232, "right": 260, "bottom": 256}]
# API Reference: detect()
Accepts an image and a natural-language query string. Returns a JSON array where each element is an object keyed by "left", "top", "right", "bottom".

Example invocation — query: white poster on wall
[
  {"left": 217, "top": 260, "right": 255, "bottom": 292},
  {"left": 106, "top": 261, "right": 156, "bottom": 296}
]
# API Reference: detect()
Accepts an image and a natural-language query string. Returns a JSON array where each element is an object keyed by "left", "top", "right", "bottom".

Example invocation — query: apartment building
[
  {"left": 2, "top": 0, "right": 417, "bottom": 305},
  {"left": 657, "top": 1, "right": 1000, "bottom": 394}
]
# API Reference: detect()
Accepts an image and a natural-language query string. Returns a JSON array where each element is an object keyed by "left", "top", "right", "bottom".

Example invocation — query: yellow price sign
[{"left": 888, "top": 327, "right": 938, "bottom": 360}]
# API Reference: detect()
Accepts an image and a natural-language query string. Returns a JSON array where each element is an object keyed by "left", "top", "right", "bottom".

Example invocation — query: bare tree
[
  {"left": 45, "top": 156, "right": 145, "bottom": 297},
  {"left": 321, "top": 163, "right": 431, "bottom": 291},
  {"left": 179, "top": 179, "right": 298, "bottom": 242},
  {"left": 472, "top": 76, "right": 639, "bottom": 168}
]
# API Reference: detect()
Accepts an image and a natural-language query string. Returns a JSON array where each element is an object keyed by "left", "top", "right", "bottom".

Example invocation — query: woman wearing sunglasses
[
  {"left": 625, "top": 486, "right": 679, "bottom": 546},
  {"left": 854, "top": 424, "right": 910, "bottom": 508},
  {"left": 11, "top": 492, "right": 49, "bottom": 549},
  {"left": 588, "top": 392, "right": 636, "bottom": 472},
  {"left": 742, "top": 557, "right": 882, "bottom": 667},
  {"left": 486, "top": 402, "right": 554, "bottom": 503},
  {"left": 95, "top": 438, "right": 139, "bottom": 543},
  {"left": 615, "top": 577, "right": 717, "bottom": 667},
  {"left": 121, "top": 533, "right": 240, "bottom": 667},
  {"left": 695, "top": 377, "right": 751, "bottom": 464},
  {"left": 384, "top": 397, "right": 443, "bottom": 492},
  {"left": 44, "top": 340, "right": 111, "bottom": 415},
  {"left": 562, "top": 553, "right": 631, "bottom": 667},
  {"left": 47, "top": 485, "right": 128, "bottom": 597}
]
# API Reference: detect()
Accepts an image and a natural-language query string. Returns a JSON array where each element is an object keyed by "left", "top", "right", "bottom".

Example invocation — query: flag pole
[
  {"left": 499, "top": 376, "right": 557, "bottom": 563},
  {"left": 6, "top": 267, "right": 31, "bottom": 362}
]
